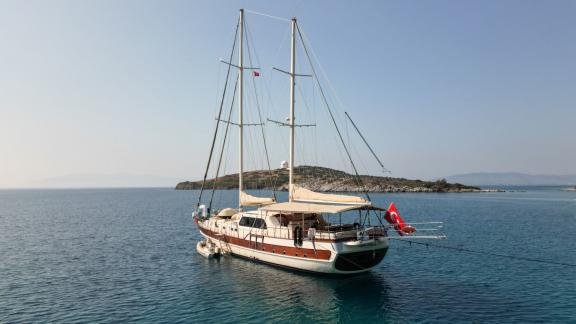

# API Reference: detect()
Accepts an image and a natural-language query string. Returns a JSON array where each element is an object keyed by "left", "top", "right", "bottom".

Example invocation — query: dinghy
[{"left": 196, "top": 240, "right": 221, "bottom": 259}]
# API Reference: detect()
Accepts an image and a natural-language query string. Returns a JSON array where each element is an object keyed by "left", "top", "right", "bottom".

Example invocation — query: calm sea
[{"left": 1, "top": 188, "right": 575, "bottom": 323}]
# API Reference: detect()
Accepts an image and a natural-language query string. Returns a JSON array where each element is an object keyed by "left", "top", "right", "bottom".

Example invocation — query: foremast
[
  {"left": 234, "top": 9, "right": 276, "bottom": 209},
  {"left": 238, "top": 9, "right": 245, "bottom": 210}
]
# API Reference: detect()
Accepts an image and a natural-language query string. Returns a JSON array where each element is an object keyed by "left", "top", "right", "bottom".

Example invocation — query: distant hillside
[
  {"left": 446, "top": 172, "right": 576, "bottom": 186},
  {"left": 176, "top": 166, "right": 480, "bottom": 193}
]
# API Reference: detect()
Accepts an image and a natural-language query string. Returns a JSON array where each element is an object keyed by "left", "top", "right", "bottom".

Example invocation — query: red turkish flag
[
  {"left": 253, "top": 71, "right": 260, "bottom": 77},
  {"left": 384, "top": 202, "right": 413, "bottom": 235}
]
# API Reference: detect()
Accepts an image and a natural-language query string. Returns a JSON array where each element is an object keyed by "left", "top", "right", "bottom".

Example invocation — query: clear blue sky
[{"left": 1, "top": 0, "right": 575, "bottom": 187}]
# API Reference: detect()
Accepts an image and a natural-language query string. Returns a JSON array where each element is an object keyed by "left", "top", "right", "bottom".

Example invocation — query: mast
[
  {"left": 238, "top": 9, "right": 244, "bottom": 209},
  {"left": 288, "top": 17, "right": 296, "bottom": 202}
]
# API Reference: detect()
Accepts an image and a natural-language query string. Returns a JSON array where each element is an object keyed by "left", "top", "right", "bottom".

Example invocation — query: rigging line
[
  {"left": 297, "top": 26, "right": 354, "bottom": 128},
  {"left": 296, "top": 23, "right": 370, "bottom": 203},
  {"left": 345, "top": 112, "right": 390, "bottom": 173},
  {"left": 310, "top": 81, "right": 319, "bottom": 169},
  {"left": 345, "top": 113, "right": 350, "bottom": 155},
  {"left": 212, "top": 60, "right": 222, "bottom": 116},
  {"left": 218, "top": 126, "right": 232, "bottom": 206},
  {"left": 246, "top": 26, "right": 287, "bottom": 195},
  {"left": 197, "top": 19, "right": 240, "bottom": 209},
  {"left": 390, "top": 238, "right": 576, "bottom": 268},
  {"left": 248, "top": 24, "right": 288, "bottom": 128},
  {"left": 209, "top": 77, "right": 239, "bottom": 211},
  {"left": 245, "top": 22, "right": 277, "bottom": 200},
  {"left": 295, "top": 83, "right": 315, "bottom": 177},
  {"left": 297, "top": 23, "right": 386, "bottom": 228},
  {"left": 212, "top": 22, "right": 239, "bottom": 116},
  {"left": 296, "top": 83, "right": 314, "bottom": 123},
  {"left": 244, "top": 9, "right": 291, "bottom": 22}
]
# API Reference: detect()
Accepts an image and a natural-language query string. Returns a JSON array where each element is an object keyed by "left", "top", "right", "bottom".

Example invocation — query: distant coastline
[
  {"left": 446, "top": 172, "right": 576, "bottom": 186},
  {"left": 176, "top": 166, "right": 485, "bottom": 193}
]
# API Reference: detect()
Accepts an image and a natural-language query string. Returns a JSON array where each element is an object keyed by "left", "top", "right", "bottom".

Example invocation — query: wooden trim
[
  {"left": 199, "top": 226, "right": 332, "bottom": 260},
  {"left": 312, "top": 234, "right": 385, "bottom": 243},
  {"left": 313, "top": 237, "right": 356, "bottom": 243}
]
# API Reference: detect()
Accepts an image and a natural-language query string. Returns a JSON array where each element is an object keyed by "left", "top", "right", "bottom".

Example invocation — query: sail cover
[
  {"left": 260, "top": 201, "right": 361, "bottom": 214},
  {"left": 290, "top": 185, "right": 370, "bottom": 205},
  {"left": 240, "top": 191, "right": 276, "bottom": 206}
]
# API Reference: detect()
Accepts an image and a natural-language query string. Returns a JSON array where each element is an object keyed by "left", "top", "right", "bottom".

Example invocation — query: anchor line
[{"left": 390, "top": 238, "right": 576, "bottom": 267}]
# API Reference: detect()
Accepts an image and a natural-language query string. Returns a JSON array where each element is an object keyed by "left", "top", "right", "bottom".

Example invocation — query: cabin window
[
  {"left": 239, "top": 217, "right": 247, "bottom": 226},
  {"left": 239, "top": 216, "right": 267, "bottom": 229},
  {"left": 253, "top": 218, "right": 266, "bottom": 229},
  {"left": 239, "top": 217, "right": 253, "bottom": 227}
]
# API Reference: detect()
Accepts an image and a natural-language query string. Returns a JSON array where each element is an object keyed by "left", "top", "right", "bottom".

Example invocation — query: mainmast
[
  {"left": 288, "top": 17, "right": 296, "bottom": 202},
  {"left": 238, "top": 9, "right": 244, "bottom": 209}
]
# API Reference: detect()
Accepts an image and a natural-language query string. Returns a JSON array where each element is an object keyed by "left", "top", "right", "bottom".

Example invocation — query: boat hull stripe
[{"left": 199, "top": 226, "right": 332, "bottom": 260}]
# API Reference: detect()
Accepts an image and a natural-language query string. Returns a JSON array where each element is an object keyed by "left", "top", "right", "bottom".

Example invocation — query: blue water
[{"left": 1, "top": 188, "right": 575, "bottom": 323}]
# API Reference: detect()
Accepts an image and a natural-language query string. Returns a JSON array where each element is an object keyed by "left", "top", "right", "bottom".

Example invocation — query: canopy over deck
[{"left": 259, "top": 201, "right": 385, "bottom": 214}]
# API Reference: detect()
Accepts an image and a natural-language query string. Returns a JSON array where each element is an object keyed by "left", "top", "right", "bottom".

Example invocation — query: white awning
[
  {"left": 290, "top": 185, "right": 370, "bottom": 205},
  {"left": 259, "top": 202, "right": 365, "bottom": 214},
  {"left": 240, "top": 191, "right": 276, "bottom": 207}
]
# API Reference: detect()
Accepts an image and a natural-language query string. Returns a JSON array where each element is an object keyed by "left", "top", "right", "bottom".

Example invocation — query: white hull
[{"left": 198, "top": 221, "right": 389, "bottom": 275}]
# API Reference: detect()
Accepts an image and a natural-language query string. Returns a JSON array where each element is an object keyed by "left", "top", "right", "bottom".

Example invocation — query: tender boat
[{"left": 196, "top": 239, "right": 221, "bottom": 259}]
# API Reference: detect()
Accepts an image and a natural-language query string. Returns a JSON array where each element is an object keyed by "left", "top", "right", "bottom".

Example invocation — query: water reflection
[{"left": 201, "top": 256, "right": 393, "bottom": 322}]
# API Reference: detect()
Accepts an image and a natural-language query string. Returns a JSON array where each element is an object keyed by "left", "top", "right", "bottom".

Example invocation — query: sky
[{"left": 0, "top": 0, "right": 575, "bottom": 188}]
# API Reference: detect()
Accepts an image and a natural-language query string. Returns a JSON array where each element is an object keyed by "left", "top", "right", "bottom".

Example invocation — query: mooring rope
[{"left": 390, "top": 238, "right": 576, "bottom": 267}]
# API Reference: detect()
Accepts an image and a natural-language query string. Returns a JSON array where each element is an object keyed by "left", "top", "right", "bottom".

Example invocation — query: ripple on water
[{"left": 0, "top": 189, "right": 575, "bottom": 323}]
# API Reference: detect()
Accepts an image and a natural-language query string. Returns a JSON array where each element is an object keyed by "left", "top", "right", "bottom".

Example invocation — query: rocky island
[{"left": 176, "top": 166, "right": 482, "bottom": 193}]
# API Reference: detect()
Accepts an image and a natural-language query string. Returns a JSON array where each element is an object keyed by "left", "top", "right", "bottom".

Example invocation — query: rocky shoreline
[{"left": 176, "top": 166, "right": 486, "bottom": 193}]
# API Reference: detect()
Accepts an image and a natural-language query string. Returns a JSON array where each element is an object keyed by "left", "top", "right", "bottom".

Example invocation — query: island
[{"left": 176, "top": 166, "right": 483, "bottom": 193}]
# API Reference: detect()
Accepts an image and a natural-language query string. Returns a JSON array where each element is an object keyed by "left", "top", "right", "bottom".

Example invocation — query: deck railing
[{"left": 248, "top": 225, "right": 388, "bottom": 241}]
